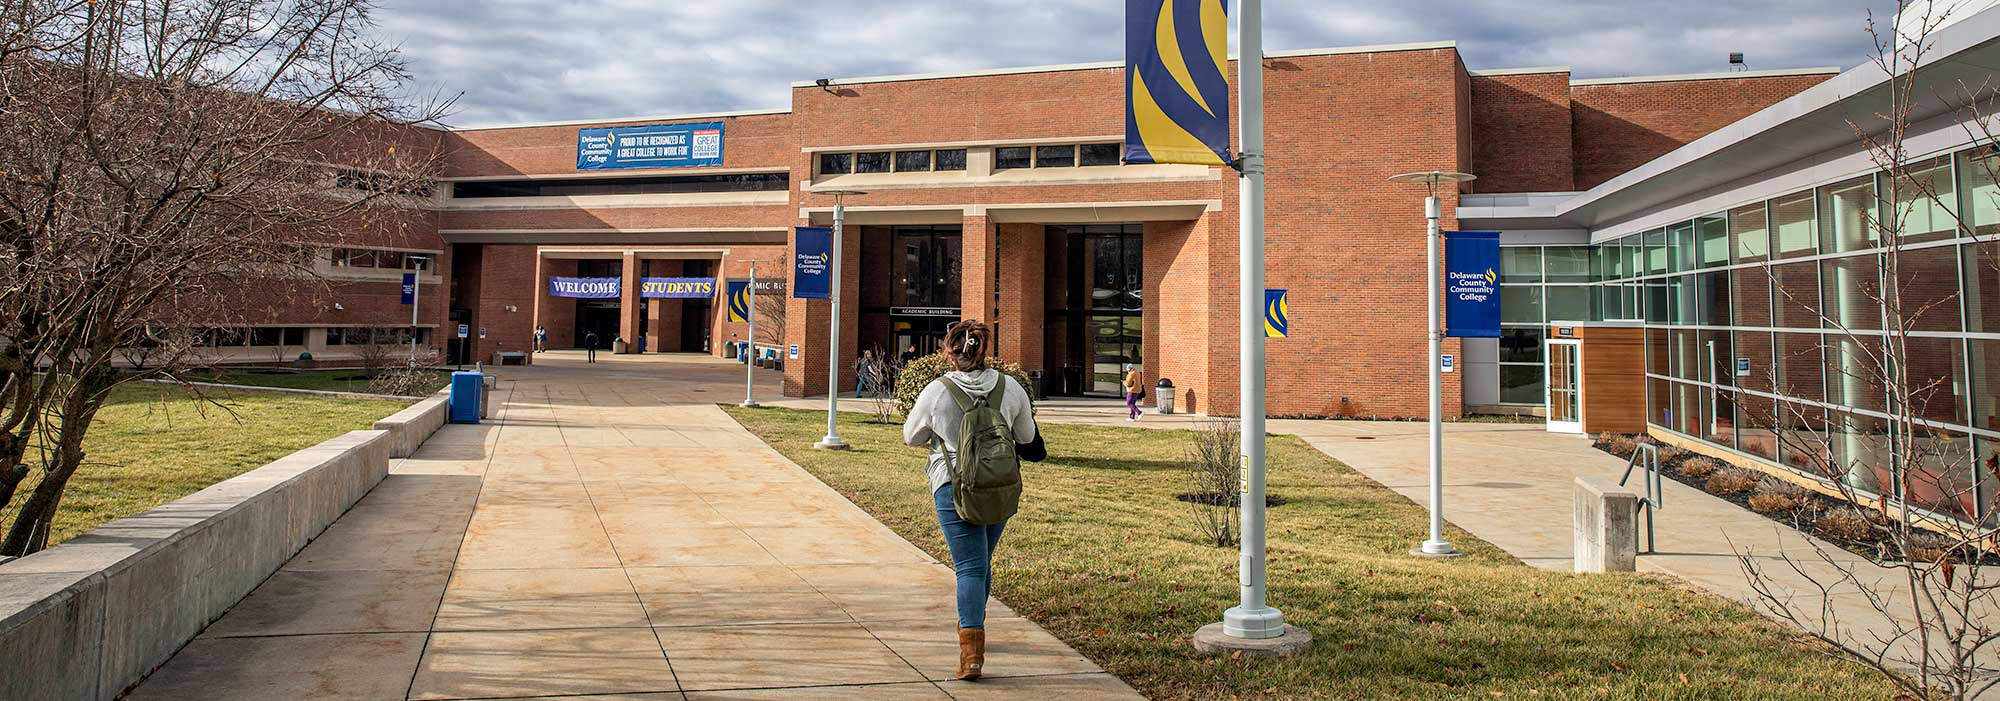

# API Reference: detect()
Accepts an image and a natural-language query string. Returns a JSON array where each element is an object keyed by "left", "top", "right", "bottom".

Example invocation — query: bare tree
[
  {"left": 1738, "top": 4, "right": 2000, "bottom": 698},
  {"left": 1180, "top": 418, "right": 1240, "bottom": 548},
  {"left": 0, "top": 0, "right": 450, "bottom": 556}
]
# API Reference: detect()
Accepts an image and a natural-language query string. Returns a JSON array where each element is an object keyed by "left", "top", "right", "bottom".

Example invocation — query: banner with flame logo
[
  {"left": 1444, "top": 231, "right": 1502, "bottom": 338},
  {"left": 793, "top": 226, "right": 833, "bottom": 300},
  {"left": 1125, "top": 0, "right": 1232, "bottom": 167}
]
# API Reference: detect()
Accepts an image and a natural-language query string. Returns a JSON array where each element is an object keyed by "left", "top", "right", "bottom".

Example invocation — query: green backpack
[{"left": 942, "top": 379, "right": 1022, "bottom": 525}]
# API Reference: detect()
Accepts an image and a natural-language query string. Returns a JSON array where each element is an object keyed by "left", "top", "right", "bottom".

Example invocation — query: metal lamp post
[
  {"left": 814, "top": 190, "right": 866, "bottom": 451},
  {"left": 407, "top": 255, "right": 431, "bottom": 364},
  {"left": 1389, "top": 170, "right": 1476, "bottom": 559},
  {"left": 742, "top": 259, "right": 763, "bottom": 408}
]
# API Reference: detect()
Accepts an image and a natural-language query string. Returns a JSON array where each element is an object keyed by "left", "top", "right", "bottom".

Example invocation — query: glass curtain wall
[{"left": 1571, "top": 143, "right": 2000, "bottom": 526}]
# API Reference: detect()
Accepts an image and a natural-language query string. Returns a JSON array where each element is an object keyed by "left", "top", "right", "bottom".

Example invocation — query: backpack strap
[{"left": 941, "top": 380, "right": 977, "bottom": 412}]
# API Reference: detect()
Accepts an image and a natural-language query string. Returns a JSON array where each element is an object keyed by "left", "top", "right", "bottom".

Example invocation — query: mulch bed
[{"left": 1589, "top": 435, "right": 1999, "bottom": 567}]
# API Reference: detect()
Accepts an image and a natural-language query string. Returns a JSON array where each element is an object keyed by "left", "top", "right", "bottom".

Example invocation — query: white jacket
[{"left": 902, "top": 368, "right": 1037, "bottom": 495}]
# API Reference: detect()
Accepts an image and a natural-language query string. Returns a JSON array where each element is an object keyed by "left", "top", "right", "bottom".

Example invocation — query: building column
[
  {"left": 649, "top": 259, "right": 682, "bottom": 353},
  {"left": 962, "top": 215, "right": 997, "bottom": 326},
  {"left": 995, "top": 223, "right": 1044, "bottom": 371},
  {"left": 618, "top": 252, "right": 640, "bottom": 353}
]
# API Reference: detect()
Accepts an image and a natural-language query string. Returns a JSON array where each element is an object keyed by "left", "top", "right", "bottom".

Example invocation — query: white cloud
[{"left": 374, "top": 0, "right": 1894, "bottom": 127}]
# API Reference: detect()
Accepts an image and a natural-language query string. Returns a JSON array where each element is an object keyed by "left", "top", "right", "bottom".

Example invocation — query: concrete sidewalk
[{"left": 126, "top": 353, "right": 1140, "bottom": 700}]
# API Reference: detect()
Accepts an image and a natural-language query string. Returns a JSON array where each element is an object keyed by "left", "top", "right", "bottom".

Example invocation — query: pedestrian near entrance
[
  {"left": 584, "top": 330, "right": 599, "bottom": 363},
  {"left": 1123, "top": 364, "right": 1145, "bottom": 421},
  {"left": 534, "top": 325, "right": 547, "bottom": 353},
  {"left": 900, "top": 343, "right": 919, "bottom": 364},
  {"left": 902, "top": 319, "right": 1036, "bottom": 681}
]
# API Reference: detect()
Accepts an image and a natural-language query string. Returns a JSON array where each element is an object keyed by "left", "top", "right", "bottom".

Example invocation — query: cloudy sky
[{"left": 374, "top": 1, "right": 1894, "bottom": 128}]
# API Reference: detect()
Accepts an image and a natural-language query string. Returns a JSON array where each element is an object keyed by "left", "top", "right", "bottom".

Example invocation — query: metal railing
[{"left": 1619, "top": 443, "right": 1663, "bottom": 554}]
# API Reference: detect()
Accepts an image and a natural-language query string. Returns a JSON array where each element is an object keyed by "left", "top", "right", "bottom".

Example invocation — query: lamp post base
[
  {"left": 1411, "top": 541, "right": 1464, "bottom": 559},
  {"left": 813, "top": 438, "right": 851, "bottom": 451},
  {"left": 1191, "top": 622, "right": 1312, "bottom": 657},
  {"left": 740, "top": 400, "right": 760, "bottom": 408}
]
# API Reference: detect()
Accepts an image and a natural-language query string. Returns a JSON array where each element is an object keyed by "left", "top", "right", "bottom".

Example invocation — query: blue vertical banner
[
  {"left": 792, "top": 226, "right": 832, "bottom": 300},
  {"left": 726, "top": 281, "right": 751, "bottom": 323},
  {"left": 1264, "top": 289, "right": 1289, "bottom": 338},
  {"left": 1444, "top": 231, "right": 1502, "bottom": 338},
  {"left": 400, "top": 273, "right": 416, "bottom": 305},
  {"left": 1124, "top": 0, "right": 1232, "bottom": 166}
]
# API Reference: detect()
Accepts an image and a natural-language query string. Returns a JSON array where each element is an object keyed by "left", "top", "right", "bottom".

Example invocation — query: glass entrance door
[{"left": 1547, "top": 340, "right": 1582, "bottom": 433}]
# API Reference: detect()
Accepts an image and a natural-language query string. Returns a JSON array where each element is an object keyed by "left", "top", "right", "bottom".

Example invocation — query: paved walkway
[{"left": 128, "top": 353, "right": 1141, "bottom": 700}]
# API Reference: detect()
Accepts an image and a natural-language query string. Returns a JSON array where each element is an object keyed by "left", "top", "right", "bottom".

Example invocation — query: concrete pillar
[
  {"left": 963, "top": 215, "right": 996, "bottom": 326},
  {"left": 1573, "top": 476, "right": 1639, "bottom": 573},
  {"left": 647, "top": 259, "right": 682, "bottom": 353},
  {"left": 995, "top": 223, "right": 1044, "bottom": 371},
  {"left": 618, "top": 252, "right": 640, "bottom": 353}
]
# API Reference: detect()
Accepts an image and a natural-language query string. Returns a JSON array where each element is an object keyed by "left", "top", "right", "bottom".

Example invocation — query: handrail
[{"left": 1618, "top": 443, "right": 1662, "bottom": 554}]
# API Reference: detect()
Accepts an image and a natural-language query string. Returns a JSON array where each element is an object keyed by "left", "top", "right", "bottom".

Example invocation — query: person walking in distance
[
  {"left": 583, "top": 330, "right": 599, "bottom": 363},
  {"left": 902, "top": 320, "right": 1036, "bottom": 681},
  {"left": 1123, "top": 364, "right": 1145, "bottom": 421},
  {"left": 533, "top": 325, "right": 547, "bottom": 353}
]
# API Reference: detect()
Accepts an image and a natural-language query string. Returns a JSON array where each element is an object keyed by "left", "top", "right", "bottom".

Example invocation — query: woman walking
[
  {"left": 902, "top": 319, "right": 1036, "bottom": 680},
  {"left": 1123, "top": 364, "right": 1145, "bottom": 421}
]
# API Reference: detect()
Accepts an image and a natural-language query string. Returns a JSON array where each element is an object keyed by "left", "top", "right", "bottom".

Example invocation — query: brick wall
[
  {"left": 1468, "top": 71, "right": 1576, "bottom": 194},
  {"left": 1571, "top": 73, "right": 1832, "bottom": 190}
]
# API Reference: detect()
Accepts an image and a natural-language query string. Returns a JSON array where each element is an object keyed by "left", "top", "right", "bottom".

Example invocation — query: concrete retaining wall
[
  {"left": 373, "top": 394, "right": 448, "bottom": 459},
  {"left": 0, "top": 429, "right": 393, "bottom": 701}
]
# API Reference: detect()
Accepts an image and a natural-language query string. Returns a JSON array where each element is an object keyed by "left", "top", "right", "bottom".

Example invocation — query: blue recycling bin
[{"left": 449, "top": 371, "right": 483, "bottom": 424}]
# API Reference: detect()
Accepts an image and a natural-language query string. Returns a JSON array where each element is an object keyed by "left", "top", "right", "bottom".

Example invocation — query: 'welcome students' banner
[
  {"left": 548, "top": 277, "right": 621, "bottom": 299},
  {"left": 793, "top": 227, "right": 832, "bottom": 299},
  {"left": 1444, "top": 231, "right": 1502, "bottom": 338},
  {"left": 1124, "top": 0, "right": 1232, "bottom": 167},
  {"left": 639, "top": 277, "right": 715, "bottom": 299}
]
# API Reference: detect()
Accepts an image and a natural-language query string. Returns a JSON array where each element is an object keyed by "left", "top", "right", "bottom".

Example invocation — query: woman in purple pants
[{"left": 1122, "top": 364, "right": 1144, "bottom": 421}]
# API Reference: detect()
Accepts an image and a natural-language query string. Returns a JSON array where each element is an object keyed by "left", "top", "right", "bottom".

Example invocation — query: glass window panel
[
  {"left": 1906, "top": 430, "right": 1976, "bottom": 520},
  {"left": 1669, "top": 329, "right": 1699, "bottom": 381},
  {"left": 1624, "top": 236, "right": 1642, "bottom": 278},
  {"left": 1671, "top": 222, "right": 1698, "bottom": 272},
  {"left": 1592, "top": 246, "right": 1614, "bottom": 282},
  {"left": 1648, "top": 375, "right": 1672, "bottom": 426},
  {"left": 934, "top": 149, "right": 968, "bottom": 171},
  {"left": 1501, "top": 286, "right": 1543, "bottom": 324},
  {"left": 1829, "top": 410, "right": 1892, "bottom": 493},
  {"left": 1903, "top": 335, "right": 1968, "bottom": 426},
  {"left": 1500, "top": 365, "right": 1545, "bottom": 405},
  {"left": 1737, "top": 390, "right": 1779, "bottom": 461},
  {"left": 818, "top": 152, "right": 852, "bottom": 175},
  {"left": 282, "top": 327, "right": 307, "bottom": 346},
  {"left": 1546, "top": 286, "right": 1591, "bottom": 322},
  {"left": 1669, "top": 275, "right": 1694, "bottom": 325},
  {"left": 1645, "top": 279, "right": 1669, "bottom": 324},
  {"left": 325, "top": 328, "right": 345, "bottom": 346},
  {"left": 1777, "top": 401, "right": 1832, "bottom": 475},
  {"left": 1827, "top": 336, "right": 1889, "bottom": 415},
  {"left": 1958, "top": 148, "right": 2000, "bottom": 235},
  {"left": 1971, "top": 436, "right": 1999, "bottom": 523},
  {"left": 1697, "top": 215, "right": 1729, "bottom": 267},
  {"left": 1707, "top": 387, "right": 1737, "bottom": 449},
  {"left": 1597, "top": 284, "right": 1622, "bottom": 321},
  {"left": 1820, "top": 175, "right": 1880, "bottom": 253},
  {"left": 1646, "top": 327, "right": 1668, "bottom": 376},
  {"left": 1731, "top": 266, "right": 1773, "bottom": 328},
  {"left": 894, "top": 150, "right": 932, "bottom": 172},
  {"left": 995, "top": 147, "right": 1032, "bottom": 170},
  {"left": 1695, "top": 271, "right": 1730, "bottom": 326},
  {"left": 1736, "top": 330, "right": 1776, "bottom": 395},
  {"left": 1965, "top": 241, "right": 2000, "bottom": 333},
  {"left": 855, "top": 152, "right": 891, "bottom": 173},
  {"left": 1776, "top": 332, "right": 1826, "bottom": 403},
  {"left": 1891, "top": 158, "right": 1957, "bottom": 242},
  {"left": 1820, "top": 255, "right": 1883, "bottom": 331},
  {"left": 1546, "top": 247, "right": 1591, "bottom": 282},
  {"left": 1078, "top": 143, "right": 1121, "bottom": 166},
  {"left": 1500, "top": 247, "right": 1542, "bottom": 283},
  {"left": 1772, "top": 262, "right": 1821, "bottom": 329},
  {"left": 248, "top": 328, "right": 281, "bottom": 346},
  {"left": 1966, "top": 339, "right": 2000, "bottom": 432},
  {"left": 1892, "top": 244, "right": 1961, "bottom": 332},
  {"left": 1731, "top": 203, "right": 1770, "bottom": 263},
  {"left": 1773, "top": 191, "right": 1818, "bottom": 258},
  {"left": 1645, "top": 229, "right": 1668, "bottom": 275},
  {"left": 1498, "top": 327, "right": 1543, "bottom": 363},
  {"left": 1670, "top": 380, "right": 1701, "bottom": 436},
  {"left": 1034, "top": 145, "right": 1076, "bottom": 168}
]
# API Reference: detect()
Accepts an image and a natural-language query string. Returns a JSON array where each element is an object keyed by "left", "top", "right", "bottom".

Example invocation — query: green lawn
[
  {"left": 194, "top": 368, "right": 450, "bottom": 395},
  {"left": 724, "top": 407, "right": 1895, "bottom": 701},
  {"left": 4, "top": 384, "right": 409, "bottom": 547}
]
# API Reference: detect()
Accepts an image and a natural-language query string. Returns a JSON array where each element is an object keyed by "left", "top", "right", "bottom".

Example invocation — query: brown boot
[{"left": 956, "top": 627, "right": 986, "bottom": 680}]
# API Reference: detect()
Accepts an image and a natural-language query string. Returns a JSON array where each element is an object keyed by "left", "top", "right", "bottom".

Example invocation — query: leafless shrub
[
  {"left": 1180, "top": 419, "right": 1240, "bottom": 548},
  {"left": 1704, "top": 468, "right": 1760, "bottom": 496},
  {"left": 368, "top": 351, "right": 444, "bottom": 397},
  {"left": 1596, "top": 433, "right": 1638, "bottom": 456},
  {"left": 1815, "top": 510, "right": 1878, "bottom": 543},
  {"left": 1749, "top": 477, "right": 1810, "bottom": 514},
  {"left": 1678, "top": 457, "right": 1721, "bottom": 479}
]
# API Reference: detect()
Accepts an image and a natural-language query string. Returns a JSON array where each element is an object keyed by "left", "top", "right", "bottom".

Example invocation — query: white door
[{"left": 1546, "top": 340, "right": 1583, "bottom": 433}]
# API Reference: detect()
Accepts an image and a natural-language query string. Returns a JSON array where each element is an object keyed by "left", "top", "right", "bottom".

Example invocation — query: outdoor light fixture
[
  {"left": 405, "top": 255, "right": 432, "bottom": 362},
  {"left": 1388, "top": 170, "right": 1476, "bottom": 559},
  {"left": 742, "top": 258, "right": 766, "bottom": 409},
  {"left": 815, "top": 78, "right": 835, "bottom": 94},
  {"left": 814, "top": 189, "right": 867, "bottom": 451}
]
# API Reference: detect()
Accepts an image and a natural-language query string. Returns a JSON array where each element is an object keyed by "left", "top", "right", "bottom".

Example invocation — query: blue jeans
[{"left": 934, "top": 483, "right": 1006, "bottom": 629}]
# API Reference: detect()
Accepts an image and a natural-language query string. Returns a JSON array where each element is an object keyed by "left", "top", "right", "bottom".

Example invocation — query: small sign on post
[
  {"left": 457, "top": 324, "right": 469, "bottom": 339},
  {"left": 1263, "top": 289, "right": 1289, "bottom": 338},
  {"left": 1441, "top": 354, "right": 1455, "bottom": 373},
  {"left": 1736, "top": 358, "right": 1752, "bottom": 377},
  {"left": 400, "top": 273, "right": 417, "bottom": 305}
]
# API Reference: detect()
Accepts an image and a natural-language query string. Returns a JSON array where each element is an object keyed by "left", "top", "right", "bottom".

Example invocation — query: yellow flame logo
[{"left": 1485, "top": 268, "right": 1497, "bottom": 285}]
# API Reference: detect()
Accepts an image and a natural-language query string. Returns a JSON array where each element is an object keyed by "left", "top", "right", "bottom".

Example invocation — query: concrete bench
[
  {"left": 1574, "top": 476, "right": 1640, "bottom": 573},
  {"left": 372, "top": 394, "right": 449, "bottom": 458}
]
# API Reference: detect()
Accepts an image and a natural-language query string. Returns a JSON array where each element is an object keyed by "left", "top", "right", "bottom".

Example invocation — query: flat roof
[
  {"left": 448, "top": 107, "right": 792, "bottom": 133},
  {"left": 1568, "top": 66, "right": 1842, "bottom": 87},
  {"left": 789, "top": 40, "right": 1458, "bottom": 88}
]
